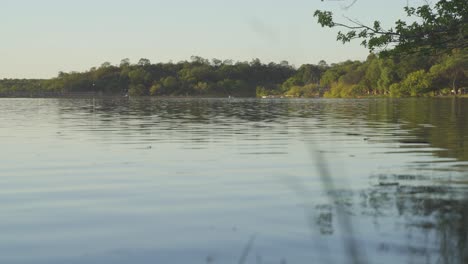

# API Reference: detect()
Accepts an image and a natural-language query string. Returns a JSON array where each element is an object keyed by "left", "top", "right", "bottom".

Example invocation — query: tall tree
[{"left": 314, "top": 0, "right": 467, "bottom": 55}]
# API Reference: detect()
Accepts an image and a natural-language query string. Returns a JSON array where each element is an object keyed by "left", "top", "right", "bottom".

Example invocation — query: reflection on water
[{"left": 0, "top": 98, "right": 467, "bottom": 264}]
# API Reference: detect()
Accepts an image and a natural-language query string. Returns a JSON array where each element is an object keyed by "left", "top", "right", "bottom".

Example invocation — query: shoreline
[{"left": 1, "top": 94, "right": 467, "bottom": 99}]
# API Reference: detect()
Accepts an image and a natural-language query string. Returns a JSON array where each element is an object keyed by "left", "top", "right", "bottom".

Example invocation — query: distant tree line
[
  {"left": 0, "top": 51, "right": 466, "bottom": 98},
  {"left": 0, "top": 57, "right": 294, "bottom": 97}
]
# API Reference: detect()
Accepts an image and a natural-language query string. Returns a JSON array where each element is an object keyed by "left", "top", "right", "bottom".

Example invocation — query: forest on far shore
[{"left": 0, "top": 48, "right": 466, "bottom": 98}]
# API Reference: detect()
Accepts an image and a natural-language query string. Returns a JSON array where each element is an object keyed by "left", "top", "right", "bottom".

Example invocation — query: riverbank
[{"left": 1, "top": 50, "right": 465, "bottom": 99}]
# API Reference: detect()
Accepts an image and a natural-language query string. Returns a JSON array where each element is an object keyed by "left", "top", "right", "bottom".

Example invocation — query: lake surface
[{"left": 1, "top": 97, "right": 467, "bottom": 264}]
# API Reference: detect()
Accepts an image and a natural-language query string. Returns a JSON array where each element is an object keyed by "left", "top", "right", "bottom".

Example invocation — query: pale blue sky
[{"left": 0, "top": 0, "right": 423, "bottom": 78}]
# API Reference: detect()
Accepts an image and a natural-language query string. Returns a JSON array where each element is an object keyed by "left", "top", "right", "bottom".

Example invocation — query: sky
[{"left": 0, "top": 0, "right": 425, "bottom": 78}]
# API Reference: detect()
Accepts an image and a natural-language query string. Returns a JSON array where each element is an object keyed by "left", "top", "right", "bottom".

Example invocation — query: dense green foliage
[
  {"left": 323, "top": 49, "right": 467, "bottom": 97},
  {"left": 1, "top": 50, "right": 466, "bottom": 98},
  {"left": 0, "top": 57, "right": 294, "bottom": 97},
  {"left": 311, "top": 0, "right": 467, "bottom": 98},
  {"left": 314, "top": 0, "right": 467, "bottom": 56}
]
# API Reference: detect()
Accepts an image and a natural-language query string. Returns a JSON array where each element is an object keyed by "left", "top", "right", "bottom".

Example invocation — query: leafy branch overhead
[{"left": 314, "top": 0, "right": 468, "bottom": 55}]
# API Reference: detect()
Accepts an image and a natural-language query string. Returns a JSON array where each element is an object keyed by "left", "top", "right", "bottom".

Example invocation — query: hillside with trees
[
  {"left": 2, "top": 50, "right": 465, "bottom": 98},
  {"left": 0, "top": 57, "right": 295, "bottom": 98},
  {"left": 313, "top": 0, "right": 467, "bottom": 97}
]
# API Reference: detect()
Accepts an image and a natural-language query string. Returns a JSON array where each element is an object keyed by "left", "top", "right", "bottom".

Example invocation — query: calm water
[{"left": 1, "top": 98, "right": 467, "bottom": 264}]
